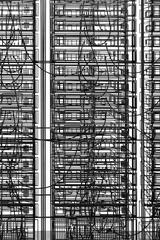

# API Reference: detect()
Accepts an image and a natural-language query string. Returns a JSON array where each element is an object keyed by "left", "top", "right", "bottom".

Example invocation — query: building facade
[
  {"left": 0, "top": 0, "right": 160, "bottom": 239},
  {"left": 0, "top": 0, "right": 36, "bottom": 239},
  {"left": 50, "top": 0, "right": 137, "bottom": 239},
  {"left": 142, "top": 0, "right": 160, "bottom": 239}
]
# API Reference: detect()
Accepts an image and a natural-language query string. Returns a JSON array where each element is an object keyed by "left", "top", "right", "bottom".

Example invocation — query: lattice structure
[
  {"left": 2, "top": 0, "right": 160, "bottom": 239},
  {"left": 142, "top": 0, "right": 160, "bottom": 239},
  {"left": 0, "top": 1, "right": 35, "bottom": 239},
  {"left": 50, "top": 0, "right": 137, "bottom": 239}
]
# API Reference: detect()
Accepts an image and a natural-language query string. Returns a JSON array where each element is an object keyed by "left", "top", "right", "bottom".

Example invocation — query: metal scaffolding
[{"left": 1, "top": 0, "right": 160, "bottom": 239}]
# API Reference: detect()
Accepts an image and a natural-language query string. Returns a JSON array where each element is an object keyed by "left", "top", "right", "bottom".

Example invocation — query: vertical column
[
  {"left": 136, "top": 0, "right": 142, "bottom": 237},
  {"left": 141, "top": 0, "right": 145, "bottom": 237},
  {"left": 39, "top": 0, "right": 51, "bottom": 239},
  {"left": 46, "top": 0, "right": 51, "bottom": 239},
  {"left": 40, "top": 0, "right": 46, "bottom": 235},
  {"left": 35, "top": 0, "right": 41, "bottom": 239}
]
